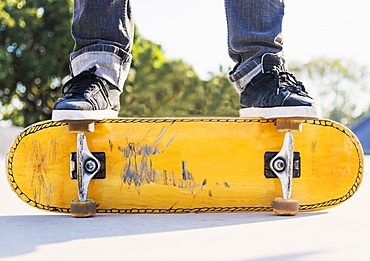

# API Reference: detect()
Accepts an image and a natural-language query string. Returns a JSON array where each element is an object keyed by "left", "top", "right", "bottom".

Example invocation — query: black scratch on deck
[{"left": 109, "top": 140, "right": 114, "bottom": 152}]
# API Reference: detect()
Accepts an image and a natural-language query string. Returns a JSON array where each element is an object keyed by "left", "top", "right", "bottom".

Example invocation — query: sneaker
[
  {"left": 52, "top": 65, "right": 121, "bottom": 121},
  {"left": 239, "top": 53, "right": 320, "bottom": 119}
]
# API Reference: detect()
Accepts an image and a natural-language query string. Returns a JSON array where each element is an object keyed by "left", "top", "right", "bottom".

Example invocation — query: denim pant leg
[
  {"left": 70, "top": 0, "right": 134, "bottom": 91},
  {"left": 225, "top": 0, "right": 285, "bottom": 93}
]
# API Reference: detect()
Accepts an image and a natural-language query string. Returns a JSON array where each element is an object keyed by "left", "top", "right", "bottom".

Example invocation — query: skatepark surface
[{"left": 1, "top": 127, "right": 370, "bottom": 261}]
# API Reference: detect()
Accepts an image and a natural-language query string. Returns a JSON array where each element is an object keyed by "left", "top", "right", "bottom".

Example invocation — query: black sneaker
[
  {"left": 52, "top": 65, "right": 121, "bottom": 121},
  {"left": 239, "top": 53, "right": 320, "bottom": 119}
]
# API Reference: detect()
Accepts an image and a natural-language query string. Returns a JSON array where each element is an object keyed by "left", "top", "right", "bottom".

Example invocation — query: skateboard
[{"left": 6, "top": 118, "right": 364, "bottom": 217}]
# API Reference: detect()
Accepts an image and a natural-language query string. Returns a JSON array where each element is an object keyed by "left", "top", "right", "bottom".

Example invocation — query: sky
[{"left": 132, "top": 0, "right": 370, "bottom": 79}]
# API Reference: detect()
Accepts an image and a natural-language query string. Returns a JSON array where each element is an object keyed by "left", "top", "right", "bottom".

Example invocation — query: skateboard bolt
[
  {"left": 85, "top": 159, "right": 98, "bottom": 173},
  {"left": 273, "top": 158, "right": 286, "bottom": 172}
]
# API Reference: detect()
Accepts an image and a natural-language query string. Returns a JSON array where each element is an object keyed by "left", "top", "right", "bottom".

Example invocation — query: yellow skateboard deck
[{"left": 6, "top": 118, "right": 364, "bottom": 214}]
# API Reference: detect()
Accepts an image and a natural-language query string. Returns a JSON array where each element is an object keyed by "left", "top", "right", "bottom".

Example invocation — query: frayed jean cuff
[
  {"left": 228, "top": 60, "right": 262, "bottom": 94},
  {"left": 70, "top": 48, "right": 131, "bottom": 91}
]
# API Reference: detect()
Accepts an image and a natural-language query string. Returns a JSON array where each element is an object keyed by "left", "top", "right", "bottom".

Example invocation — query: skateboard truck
[
  {"left": 270, "top": 119, "right": 301, "bottom": 216},
  {"left": 69, "top": 121, "right": 99, "bottom": 218}
]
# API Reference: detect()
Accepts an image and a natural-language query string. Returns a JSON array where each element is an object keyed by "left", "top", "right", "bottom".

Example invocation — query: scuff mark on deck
[
  {"left": 166, "top": 136, "right": 176, "bottom": 148},
  {"left": 30, "top": 139, "right": 56, "bottom": 207},
  {"left": 117, "top": 125, "right": 207, "bottom": 194},
  {"left": 155, "top": 127, "right": 167, "bottom": 143},
  {"left": 109, "top": 140, "right": 114, "bottom": 152}
]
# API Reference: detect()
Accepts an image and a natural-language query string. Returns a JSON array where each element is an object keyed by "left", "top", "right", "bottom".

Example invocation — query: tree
[
  {"left": 289, "top": 58, "right": 370, "bottom": 126},
  {"left": 0, "top": 0, "right": 74, "bottom": 126}
]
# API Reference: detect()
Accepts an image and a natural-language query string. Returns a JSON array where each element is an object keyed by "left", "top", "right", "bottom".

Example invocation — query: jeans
[{"left": 70, "top": 0, "right": 285, "bottom": 92}]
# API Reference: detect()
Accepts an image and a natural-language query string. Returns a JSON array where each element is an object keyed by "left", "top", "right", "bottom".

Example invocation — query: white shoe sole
[
  {"left": 52, "top": 110, "right": 118, "bottom": 121},
  {"left": 239, "top": 105, "right": 321, "bottom": 119}
]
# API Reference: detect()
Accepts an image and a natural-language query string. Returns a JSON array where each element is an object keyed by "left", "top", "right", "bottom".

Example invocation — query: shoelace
[
  {"left": 271, "top": 70, "right": 307, "bottom": 95},
  {"left": 61, "top": 65, "right": 109, "bottom": 99}
]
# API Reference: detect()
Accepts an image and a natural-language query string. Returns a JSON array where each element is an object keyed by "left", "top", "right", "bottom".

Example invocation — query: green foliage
[{"left": 0, "top": 0, "right": 73, "bottom": 126}]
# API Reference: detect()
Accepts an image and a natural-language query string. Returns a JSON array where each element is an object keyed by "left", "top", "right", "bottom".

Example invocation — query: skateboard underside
[{"left": 6, "top": 118, "right": 364, "bottom": 213}]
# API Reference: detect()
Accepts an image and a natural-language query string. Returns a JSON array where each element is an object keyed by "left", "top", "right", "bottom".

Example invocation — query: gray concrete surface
[{"left": 1, "top": 128, "right": 370, "bottom": 260}]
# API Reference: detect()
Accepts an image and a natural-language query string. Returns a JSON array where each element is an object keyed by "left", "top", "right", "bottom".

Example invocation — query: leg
[
  {"left": 52, "top": 0, "right": 134, "bottom": 121},
  {"left": 224, "top": 0, "right": 320, "bottom": 119},
  {"left": 225, "top": 0, "right": 285, "bottom": 87},
  {"left": 71, "top": 0, "right": 134, "bottom": 91}
]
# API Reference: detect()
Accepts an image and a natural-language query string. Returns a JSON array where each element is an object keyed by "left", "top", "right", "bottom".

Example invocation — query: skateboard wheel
[
  {"left": 272, "top": 198, "right": 299, "bottom": 216},
  {"left": 70, "top": 199, "right": 96, "bottom": 218}
]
